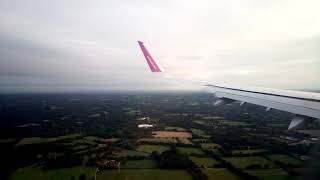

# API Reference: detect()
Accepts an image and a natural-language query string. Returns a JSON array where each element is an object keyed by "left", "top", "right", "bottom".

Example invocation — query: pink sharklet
[{"left": 138, "top": 41, "right": 162, "bottom": 72}]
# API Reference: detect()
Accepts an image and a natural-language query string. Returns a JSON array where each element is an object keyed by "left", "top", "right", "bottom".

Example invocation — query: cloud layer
[{"left": 0, "top": 0, "right": 319, "bottom": 92}]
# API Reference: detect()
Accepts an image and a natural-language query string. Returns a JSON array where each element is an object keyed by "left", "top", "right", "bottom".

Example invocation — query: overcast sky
[{"left": 0, "top": 0, "right": 319, "bottom": 92}]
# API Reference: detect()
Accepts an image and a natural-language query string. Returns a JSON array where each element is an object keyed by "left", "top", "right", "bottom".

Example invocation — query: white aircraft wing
[
  {"left": 205, "top": 85, "right": 320, "bottom": 130},
  {"left": 137, "top": 41, "right": 320, "bottom": 130}
]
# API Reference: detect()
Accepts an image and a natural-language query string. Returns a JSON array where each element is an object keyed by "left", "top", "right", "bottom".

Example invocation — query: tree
[
  {"left": 79, "top": 174, "right": 86, "bottom": 180},
  {"left": 151, "top": 151, "right": 159, "bottom": 160},
  {"left": 159, "top": 150, "right": 189, "bottom": 169},
  {"left": 246, "top": 164, "right": 262, "bottom": 170}
]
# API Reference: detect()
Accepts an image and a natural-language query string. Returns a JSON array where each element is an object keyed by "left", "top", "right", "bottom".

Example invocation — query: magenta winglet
[{"left": 138, "top": 41, "right": 162, "bottom": 72}]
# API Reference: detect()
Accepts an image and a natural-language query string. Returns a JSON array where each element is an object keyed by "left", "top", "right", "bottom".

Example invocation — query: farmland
[
  {"left": 190, "top": 156, "right": 219, "bottom": 167},
  {"left": 16, "top": 134, "right": 81, "bottom": 146},
  {"left": 98, "top": 169, "right": 193, "bottom": 180},
  {"left": 219, "top": 120, "right": 249, "bottom": 126},
  {"left": 137, "top": 138, "right": 178, "bottom": 144},
  {"left": 245, "top": 168, "right": 288, "bottom": 180},
  {"left": 202, "top": 168, "right": 241, "bottom": 180},
  {"left": 191, "top": 128, "right": 210, "bottom": 138},
  {"left": 10, "top": 166, "right": 94, "bottom": 180},
  {"left": 232, "top": 149, "right": 268, "bottom": 155},
  {"left": 178, "top": 138, "right": 193, "bottom": 145},
  {"left": 192, "top": 138, "right": 210, "bottom": 143},
  {"left": 200, "top": 143, "right": 221, "bottom": 150},
  {"left": 136, "top": 145, "right": 170, "bottom": 154},
  {"left": 223, "top": 157, "right": 277, "bottom": 169},
  {"left": 113, "top": 149, "right": 149, "bottom": 157},
  {"left": 151, "top": 131, "right": 192, "bottom": 138},
  {"left": 121, "top": 160, "right": 159, "bottom": 169},
  {"left": 193, "top": 120, "right": 209, "bottom": 126},
  {"left": 165, "top": 126, "right": 187, "bottom": 131},
  {"left": 177, "top": 147, "right": 205, "bottom": 155},
  {"left": 104, "top": 138, "right": 121, "bottom": 143},
  {"left": 1, "top": 93, "right": 310, "bottom": 180},
  {"left": 10, "top": 166, "right": 193, "bottom": 180},
  {"left": 267, "top": 154, "right": 303, "bottom": 166}
]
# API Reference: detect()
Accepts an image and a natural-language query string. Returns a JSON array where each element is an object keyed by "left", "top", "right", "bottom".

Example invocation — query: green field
[
  {"left": 73, "top": 147, "right": 102, "bottom": 155},
  {"left": 202, "top": 168, "right": 241, "bottom": 180},
  {"left": 10, "top": 166, "right": 193, "bottom": 180},
  {"left": 200, "top": 143, "right": 221, "bottom": 150},
  {"left": 246, "top": 168, "right": 288, "bottom": 180},
  {"left": 72, "top": 138, "right": 96, "bottom": 146},
  {"left": 219, "top": 120, "right": 249, "bottom": 126},
  {"left": 192, "top": 139, "right": 210, "bottom": 143},
  {"left": 16, "top": 134, "right": 81, "bottom": 146},
  {"left": 189, "top": 102, "right": 200, "bottom": 106},
  {"left": 83, "top": 136, "right": 104, "bottom": 142},
  {"left": 177, "top": 147, "right": 205, "bottom": 155},
  {"left": 121, "top": 160, "right": 159, "bottom": 169},
  {"left": 164, "top": 113, "right": 180, "bottom": 117},
  {"left": 193, "top": 120, "right": 208, "bottom": 126},
  {"left": 202, "top": 116, "right": 224, "bottom": 120},
  {"left": 136, "top": 145, "right": 170, "bottom": 154},
  {"left": 178, "top": 138, "right": 193, "bottom": 145},
  {"left": 207, "top": 149, "right": 223, "bottom": 157},
  {"left": 113, "top": 149, "right": 150, "bottom": 157},
  {"left": 267, "top": 154, "right": 303, "bottom": 166},
  {"left": 98, "top": 169, "right": 193, "bottom": 180},
  {"left": 191, "top": 128, "right": 210, "bottom": 138},
  {"left": 232, "top": 149, "right": 268, "bottom": 155},
  {"left": 223, "top": 156, "right": 277, "bottom": 169},
  {"left": 10, "top": 166, "right": 95, "bottom": 180},
  {"left": 122, "top": 108, "right": 140, "bottom": 116},
  {"left": 165, "top": 126, "right": 187, "bottom": 131},
  {"left": 0, "top": 138, "right": 16, "bottom": 143},
  {"left": 137, "top": 138, "right": 178, "bottom": 144},
  {"left": 190, "top": 156, "right": 219, "bottom": 167},
  {"left": 104, "top": 138, "right": 121, "bottom": 143}
]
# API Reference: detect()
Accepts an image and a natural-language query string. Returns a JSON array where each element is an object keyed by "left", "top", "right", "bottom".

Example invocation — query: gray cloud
[{"left": 0, "top": 0, "right": 319, "bottom": 92}]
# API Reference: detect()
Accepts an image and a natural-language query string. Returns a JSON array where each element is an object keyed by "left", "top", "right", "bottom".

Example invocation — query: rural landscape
[{"left": 0, "top": 92, "right": 319, "bottom": 180}]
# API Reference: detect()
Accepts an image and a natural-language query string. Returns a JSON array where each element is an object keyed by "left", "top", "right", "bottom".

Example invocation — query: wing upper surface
[{"left": 207, "top": 84, "right": 320, "bottom": 119}]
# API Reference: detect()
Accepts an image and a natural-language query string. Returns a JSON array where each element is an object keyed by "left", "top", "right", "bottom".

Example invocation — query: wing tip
[{"left": 137, "top": 40, "right": 163, "bottom": 73}]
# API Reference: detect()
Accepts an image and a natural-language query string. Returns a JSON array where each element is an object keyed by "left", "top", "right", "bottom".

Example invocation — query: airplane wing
[
  {"left": 206, "top": 85, "right": 320, "bottom": 130},
  {"left": 138, "top": 41, "right": 162, "bottom": 72},
  {"left": 137, "top": 41, "right": 320, "bottom": 130}
]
